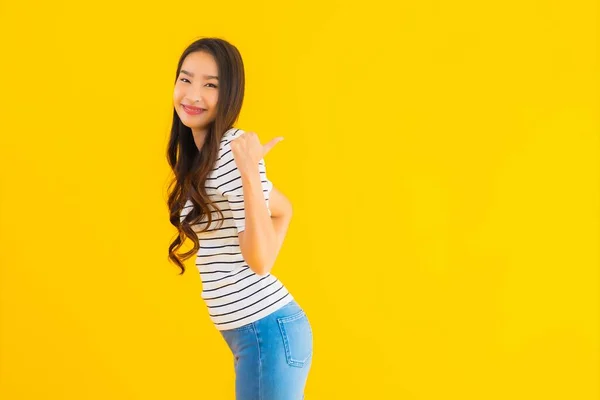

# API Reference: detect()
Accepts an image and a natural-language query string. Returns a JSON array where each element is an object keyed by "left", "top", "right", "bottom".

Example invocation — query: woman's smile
[{"left": 182, "top": 104, "right": 206, "bottom": 115}]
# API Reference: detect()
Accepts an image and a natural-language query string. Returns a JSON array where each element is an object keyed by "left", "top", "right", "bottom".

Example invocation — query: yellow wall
[{"left": 1, "top": 1, "right": 598, "bottom": 399}]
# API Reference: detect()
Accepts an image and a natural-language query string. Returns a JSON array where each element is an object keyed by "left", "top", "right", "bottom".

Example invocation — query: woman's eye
[{"left": 178, "top": 78, "right": 216, "bottom": 88}]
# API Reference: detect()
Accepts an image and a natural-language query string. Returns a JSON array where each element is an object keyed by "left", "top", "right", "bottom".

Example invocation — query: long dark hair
[{"left": 166, "top": 37, "right": 245, "bottom": 275}]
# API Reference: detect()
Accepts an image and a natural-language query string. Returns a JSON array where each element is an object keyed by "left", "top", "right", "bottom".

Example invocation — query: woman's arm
[
  {"left": 269, "top": 185, "right": 292, "bottom": 218},
  {"left": 267, "top": 185, "right": 293, "bottom": 264},
  {"left": 269, "top": 213, "right": 292, "bottom": 268},
  {"left": 227, "top": 131, "right": 288, "bottom": 275},
  {"left": 236, "top": 169, "right": 280, "bottom": 275}
]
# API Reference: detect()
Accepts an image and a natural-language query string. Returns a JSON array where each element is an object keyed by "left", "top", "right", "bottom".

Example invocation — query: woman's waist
[{"left": 200, "top": 272, "right": 287, "bottom": 303}]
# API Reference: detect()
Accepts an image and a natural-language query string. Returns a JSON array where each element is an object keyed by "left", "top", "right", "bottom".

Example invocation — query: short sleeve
[{"left": 214, "top": 134, "right": 274, "bottom": 233}]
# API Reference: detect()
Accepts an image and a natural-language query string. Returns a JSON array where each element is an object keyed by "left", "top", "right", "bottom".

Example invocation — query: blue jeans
[{"left": 219, "top": 299, "right": 314, "bottom": 400}]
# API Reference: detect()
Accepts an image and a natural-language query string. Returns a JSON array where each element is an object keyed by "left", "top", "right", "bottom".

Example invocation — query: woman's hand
[{"left": 229, "top": 131, "right": 283, "bottom": 176}]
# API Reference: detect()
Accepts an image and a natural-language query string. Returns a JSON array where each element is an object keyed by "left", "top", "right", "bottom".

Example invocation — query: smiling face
[{"left": 173, "top": 51, "right": 220, "bottom": 136}]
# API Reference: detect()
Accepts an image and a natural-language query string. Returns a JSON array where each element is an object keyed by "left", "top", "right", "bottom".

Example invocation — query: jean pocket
[{"left": 277, "top": 310, "right": 313, "bottom": 368}]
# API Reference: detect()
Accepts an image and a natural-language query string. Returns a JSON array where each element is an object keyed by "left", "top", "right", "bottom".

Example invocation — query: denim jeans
[{"left": 219, "top": 299, "right": 314, "bottom": 400}]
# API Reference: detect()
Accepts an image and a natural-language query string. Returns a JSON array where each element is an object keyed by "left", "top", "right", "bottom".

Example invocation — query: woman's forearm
[
  {"left": 271, "top": 213, "right": 292, "bottom": 263},
  {"left": 239, "top": 169, "right": 278, "bottom": 275}
]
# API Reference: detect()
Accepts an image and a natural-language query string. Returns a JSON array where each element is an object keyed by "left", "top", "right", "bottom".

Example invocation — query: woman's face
[{"left": 173, "top": 51, "right": 219, "bottom": 131}]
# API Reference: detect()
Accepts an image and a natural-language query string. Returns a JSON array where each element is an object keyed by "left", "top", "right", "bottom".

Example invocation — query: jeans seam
[
  {"left": 252, "top": 321, "right": 262, "bottom": 400},
  {"left": 277, "top": 310, "right": 305, "bottom": 324}
]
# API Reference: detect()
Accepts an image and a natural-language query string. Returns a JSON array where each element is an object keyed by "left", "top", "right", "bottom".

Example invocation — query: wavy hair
[{"left": 166, "top": 37, "right": 245, "bottom": 275}]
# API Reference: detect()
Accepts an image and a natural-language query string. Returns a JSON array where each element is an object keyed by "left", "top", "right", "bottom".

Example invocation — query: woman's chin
[{"left": 177, "top": 112, "right": 215, "bottom": 129}]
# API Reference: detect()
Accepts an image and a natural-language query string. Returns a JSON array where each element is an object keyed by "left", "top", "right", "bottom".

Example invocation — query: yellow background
[{"left": 1, "top": 0, "right": 598, "bottom": 399}]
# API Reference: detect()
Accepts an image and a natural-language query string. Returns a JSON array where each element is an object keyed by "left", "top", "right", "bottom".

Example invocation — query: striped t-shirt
[{"left": 179, "top": 127, "right": 293, "bottom": 331}]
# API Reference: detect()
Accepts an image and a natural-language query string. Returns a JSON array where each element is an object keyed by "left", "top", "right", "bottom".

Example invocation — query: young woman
[{"left": 166, "top": 37, "right": 313, "bottom": 400}]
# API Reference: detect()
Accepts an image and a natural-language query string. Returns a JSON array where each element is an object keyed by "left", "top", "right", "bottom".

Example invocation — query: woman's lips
[{"left": 182, "top": 104, "right": 206, "bottom": 115}]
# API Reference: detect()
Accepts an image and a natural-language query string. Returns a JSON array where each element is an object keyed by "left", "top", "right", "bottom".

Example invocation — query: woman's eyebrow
[{"left": 180, "top": 70, "right": 219, "bottom": 80}]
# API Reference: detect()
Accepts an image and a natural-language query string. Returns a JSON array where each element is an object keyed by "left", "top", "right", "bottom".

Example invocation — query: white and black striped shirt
[{"left": 179, "top": 127, "right": 293, "bottom": 331}]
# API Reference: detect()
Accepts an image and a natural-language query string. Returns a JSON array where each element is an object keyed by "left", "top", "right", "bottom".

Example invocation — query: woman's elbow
[
  {"left": 247, "top": 258, "right": 273, "bottom": 276},
  {"left": 238, "top": 226, "right": 278, "bottom": 276}
]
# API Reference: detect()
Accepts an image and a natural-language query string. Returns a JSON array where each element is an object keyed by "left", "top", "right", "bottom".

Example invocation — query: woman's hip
[{"left": 219, "top": 299, "right": 314, "bottom": 368}]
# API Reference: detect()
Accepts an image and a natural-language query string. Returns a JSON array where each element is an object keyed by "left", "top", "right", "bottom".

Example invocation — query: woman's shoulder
[
  {"left": 217, "top": 127, "right": 245, "bottom": 158},
  {"left": 216, "top": 127, "right": 245, "bottom": 167}
]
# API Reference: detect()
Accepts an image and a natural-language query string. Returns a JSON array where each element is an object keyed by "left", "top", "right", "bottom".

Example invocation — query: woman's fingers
[
  {"left": 262, "top": 136, "right": 284, "bottom": 157},
  {"left": 231, "top": 131, "right": 283, "bottom": 167}
]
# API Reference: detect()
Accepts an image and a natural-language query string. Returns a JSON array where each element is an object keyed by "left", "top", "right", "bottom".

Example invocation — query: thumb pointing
[{"left": 263, "top": 136, "right": 284, "bottom": 156}]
